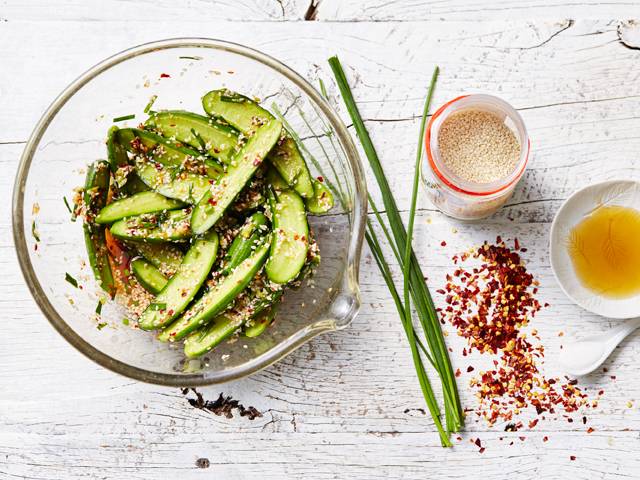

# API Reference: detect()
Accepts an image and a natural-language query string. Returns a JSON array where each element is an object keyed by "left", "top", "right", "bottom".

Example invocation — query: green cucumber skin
[
  {"left": 265, "top": 173, "right": 309, "bottom": 284},
  {"left": 183, "top": 313, "right": 242, "bottom": 358},
  {"left": 127, "top": 241, "right": 183, "bottom": 276},
  {"left": 115, "top": 127, "right": 222, "bottom": 203},
  {"left": 131, "top": 258, "right": 168, "bottom": 295},
  {"left": 134, "top": 163, "right": 212, "bottom": 204},
  {"left": 96, "top": 191, "right": 185, "bottom": 224},
  {"left": 83, "top": 161, "right": 115, "bottom": 295},
  {"left": 202, "top": 90, "right": 267, "bottom": 133},
  {"left": 304, "top": 178, "right": 334, "bottom": 214},
  {"left": 184, "top": 291, "right": 282, "bottom": 357},
  {"left": 158, "top": 242, "right": 270, "bottom": 342},
  {"left": 109, "top": 208, "right": 192, "bottom": 243},
  {"left": 84, "top": 225, "right": 115, "bottom": 295},
  {"left": 190, "top": 119, "right": 283, "bottom": 235},
  {"left": 222, "top": 212, "right": 268, "bottom": 275},
  {"left": 106, "top": 127, "right": 150, "bottom": 194},
  {"left": 202, "top": 90, "right": 314, "bottom": 198},
  {"left": 243, "top": 304, "right": 279, "bottom": 338},
  {"left": 138, "top": 231, "right": 219, "bottom": 331},
  {"left": 118, "top": 127, "right": 223, "bottom": 180},
  {"left": 145, "top": 111, "right": 239, "bottom": 163},
  {"left": 269, "top": 136, "right": 314, "bottom": 198}
]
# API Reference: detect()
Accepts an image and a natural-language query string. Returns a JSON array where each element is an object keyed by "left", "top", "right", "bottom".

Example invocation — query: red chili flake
[
  {"left": 514, "top": 238, "right": 520, "bottom": 250},
  {"left": 582, "top": 416, "right": 587, "bottom": 424},
  {"left": 474, "top": 438, "right": 482, "bottom": 448},
  {"left": 455, "top": 368, "right": 461, "bottom": 378},
  {"left": 587, "top": 427, "right": 594, "bottom": 434},
  {"left": 528, "top": 419, "right": 538, "bottom": 428},
  {"left": 317, "top": 175, "right": 324, "bottom": 183},
  {"left": 207, "top": 198, "right": 217, "bottom": 206},
  {"left": 519, "top": 436, "right": 526, "bottom": 441},
  {"left": 467, "top": 366, "right": 474, "bottom": 373},
  {"left": 440, "top": 241, "right": 447, "bottom": 247},
  {"left": 610, "top": 375, "right": 616, "bottom": 380},
  {"left": 543, "top": 436, "right": 549, "bottom": 442},
  {"left": 160, "top": 73, "right": 171, "bottom": 78},
  {"left": 479, "top": 447, "right": 486, "bottom": 454},
  {"left": 598, "top": 390, "right": 604, "bottom": 396},
  {"left": 440, "top": 238, "right": 590, "bottom": 429},
  {"left": 570, "top": 456, "right": 576, "bottom": 461}
]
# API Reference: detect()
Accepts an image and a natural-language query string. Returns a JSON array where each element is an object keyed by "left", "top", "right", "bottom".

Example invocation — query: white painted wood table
[{"left": 2, "top": 1, "right": 640, "bottom": 478}]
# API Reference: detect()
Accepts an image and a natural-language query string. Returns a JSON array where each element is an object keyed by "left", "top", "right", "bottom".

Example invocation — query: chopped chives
[
  {"left": 95, "top": 300, "right": 103, "bottom": 315},
  {"left": 178, "top": 55, "right": 202, "bottom": 60},
  {"left": 65, "top": 272, "right": 78, "bottom": 288},
  {"left": 113, "top": 114, "right": 135, "bottom": 122},
  {"left": 122, "top": 318, "right": 130, "bottom": 326},
  {"left": 191, "top": 127, "right": 207, "bottom": 150},
  {"left": 31, "top": 220, "right": 40, "bottom": 242},
  {"left": 63, "top": 196, "right": 73, "bottom": 214},
  {"left": 144, "top": 95, "right": 158, "bottom": 114},
  {"left": 97, "top": 322, "right": 107, "bottom": 330},
  {"left": 150, "top": 302, "right": 167, "bottom": 311}
]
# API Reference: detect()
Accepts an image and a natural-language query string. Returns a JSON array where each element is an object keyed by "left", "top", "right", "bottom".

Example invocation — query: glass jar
[{"left": 422, "top": 94, "right": 530, "bottom": 220}]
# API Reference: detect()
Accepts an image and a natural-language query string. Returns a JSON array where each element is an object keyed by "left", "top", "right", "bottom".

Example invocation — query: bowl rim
[{"left": 12, "top": 37, "right": 367, "bottom": 386}]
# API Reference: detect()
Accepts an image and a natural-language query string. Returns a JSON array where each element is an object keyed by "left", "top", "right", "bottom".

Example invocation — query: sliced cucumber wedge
[
  {"left": 190, "top": 119, "right": 282, "bottom": 235},
  {"left": 184, "top": 290, "right": 282, "bottom": 357},
  {"left": 127, "top": 241, "right": 184, "bottom": 276},
  {"left": 131, "top": 258, "right": 168, "bottom": 295},
  {"left": 304, "top": 178, "right": 334, "bottom": 214},
  {"left": 107, "top": 127, "right": 149, "bottom": 194},
  {"left": 183, "top": 313, "right": 243, "bottom": 358},
  {"left": 135, "top": 162, "right": 213, "bottom": 204},
  {"left": 202, "top": 89, "right": 314, "bottom": 198},
  {"left": 138, "top": 231, "right": 219, "bottom": 331},
  {"left": 265, "top": 170, "right": 309, "bottom": 284},
  {"left": 158, "top": 242, "right": 270, "bottom": 342},
  {"left": 222, "top": 212, "right": 268, "bottom": 275},
  {"left": 243, "top": 304, "right": 279, "bottom": 338},
  {"left": 96, "top": 191, "right": 184, "bottom": 224},
  {"left": 268, "top": 136, "right": 315, "bottom": 198},
  {"left": 202, "top": 90, "right": 267, "bottom": 133},
  {"left": 83, "top": 160, "right": 115, "bottom": 295},
  {"left": 109, "top": 208, "right": 191, "bottom": 243},
  {"left": 146, "top": 111, "right": 239, "bottom": 163}
]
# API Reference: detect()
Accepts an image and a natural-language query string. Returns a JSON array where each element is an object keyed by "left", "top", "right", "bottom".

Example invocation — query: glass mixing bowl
[{"left": 12, "top": 38, "right": 366, "bottom": 386}]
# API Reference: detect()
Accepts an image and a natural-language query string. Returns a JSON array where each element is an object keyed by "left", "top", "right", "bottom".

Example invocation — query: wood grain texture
[{"left": 1, "top": 2, "right": 640, "bottom": 479}]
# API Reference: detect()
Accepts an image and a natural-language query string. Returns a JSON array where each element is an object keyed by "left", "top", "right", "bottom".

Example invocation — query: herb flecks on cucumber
[
  {"left": 190, "top": 119, "right": 282, "bottom": 235},
  {"left": 203, "top": 89, "right": 316, "bottom": 199}
]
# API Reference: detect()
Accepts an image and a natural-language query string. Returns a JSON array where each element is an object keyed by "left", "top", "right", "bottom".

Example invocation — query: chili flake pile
[{"left": 437, "top": 237, "right": 590, "bottom": 427}]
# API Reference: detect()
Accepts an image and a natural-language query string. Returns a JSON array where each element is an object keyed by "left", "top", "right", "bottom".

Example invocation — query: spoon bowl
[{"left": 558, "top": 318, "right": 640, "bottom": 376}]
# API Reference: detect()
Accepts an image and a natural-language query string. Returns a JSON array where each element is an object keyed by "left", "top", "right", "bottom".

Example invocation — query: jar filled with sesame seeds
[{"left": 422, "top": 94, "right": 530, "bottom": 220}]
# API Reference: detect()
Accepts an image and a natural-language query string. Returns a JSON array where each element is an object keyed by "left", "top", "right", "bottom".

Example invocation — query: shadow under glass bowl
[{"left": 13, "top": 38, "right": 367, "bottom": 386}]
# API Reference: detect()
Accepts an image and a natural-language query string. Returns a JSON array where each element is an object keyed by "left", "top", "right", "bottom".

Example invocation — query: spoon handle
[{"left": 604, "top": 317, "right": 640, "bottom": 350}]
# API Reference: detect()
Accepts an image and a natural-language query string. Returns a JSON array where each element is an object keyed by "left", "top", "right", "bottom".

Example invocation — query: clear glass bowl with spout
[{"left": 12, "top": 38, "right": 366, "bottom": 386}]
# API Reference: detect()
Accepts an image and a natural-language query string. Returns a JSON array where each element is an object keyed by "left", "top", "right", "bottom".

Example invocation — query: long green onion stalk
[{"left": 328, "top": 56, "right": 464, "bottom": 445}]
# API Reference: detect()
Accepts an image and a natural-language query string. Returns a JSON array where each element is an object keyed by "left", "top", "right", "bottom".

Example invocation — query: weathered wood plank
[{"left": 1, "top": 10, "right": 640, "bottom": 480}]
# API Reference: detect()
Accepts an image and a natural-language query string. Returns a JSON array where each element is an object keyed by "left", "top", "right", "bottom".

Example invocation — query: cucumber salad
[{"left": 79, "top": 89, "right": 333, "bottom": 358}]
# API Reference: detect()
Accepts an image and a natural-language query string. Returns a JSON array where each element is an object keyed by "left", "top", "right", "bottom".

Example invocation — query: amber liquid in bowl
[{"left": 568, "top": 205, "right": 640, "bottom": 298}]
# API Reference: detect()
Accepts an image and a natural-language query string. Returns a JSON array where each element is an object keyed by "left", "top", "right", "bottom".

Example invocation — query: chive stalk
[{"left": 329, "top": 55, "right": 464, "bottom": 444}]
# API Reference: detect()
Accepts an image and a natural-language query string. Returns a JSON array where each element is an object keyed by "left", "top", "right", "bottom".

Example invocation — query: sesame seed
[{"left": 438, "top": 109, "right": 520, "bottom": 184}]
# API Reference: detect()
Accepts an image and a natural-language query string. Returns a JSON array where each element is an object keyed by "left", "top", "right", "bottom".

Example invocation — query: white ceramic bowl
[{"left": 549, "top": 179, "right": 640, "bottom": 319}]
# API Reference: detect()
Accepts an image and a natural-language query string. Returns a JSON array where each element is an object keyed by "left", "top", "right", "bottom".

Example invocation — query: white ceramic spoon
[{"left": 558, "top": 318, "right": 640, "bottom": 376}]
